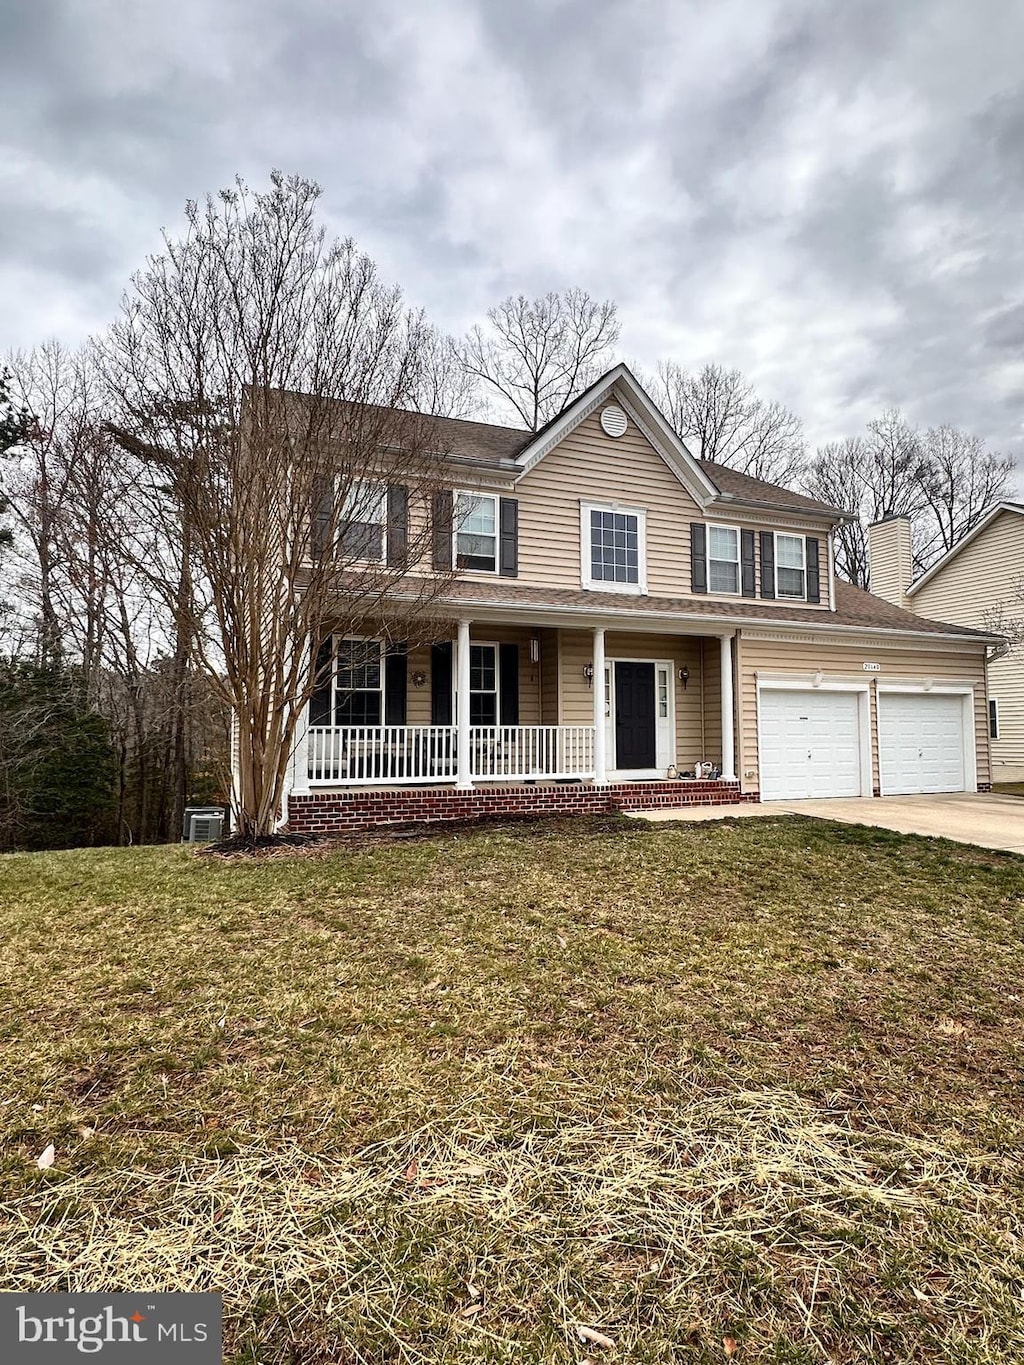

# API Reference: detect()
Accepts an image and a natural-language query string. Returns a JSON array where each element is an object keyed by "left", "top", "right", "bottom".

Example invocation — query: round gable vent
[{"left": 600, "top": 404, "right": 628, "bottom": 438}]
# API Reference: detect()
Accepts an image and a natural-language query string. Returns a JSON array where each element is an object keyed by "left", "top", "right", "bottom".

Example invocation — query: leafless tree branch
[{"left": 460, "top": 290, "right": 619, "bottom": 430}]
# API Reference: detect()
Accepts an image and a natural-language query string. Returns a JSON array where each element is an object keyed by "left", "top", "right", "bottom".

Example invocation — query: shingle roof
[
  {"left": 423, "top": 575, "right": 997, "bottom": 641},
  {"left": 324, "top": 375, "right": 853, "bottom": 519},
  {"left": 418, "top": 415, "right": 848, "bottom": 519},
  {"left": 696, "top": 459, "right": 850, "bottom": 519},
  {"left": 417, "top": 412, "right": 530, "bottom": 464}
]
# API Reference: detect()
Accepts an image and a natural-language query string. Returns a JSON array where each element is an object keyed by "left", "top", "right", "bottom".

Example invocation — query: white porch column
[
  {"left": 287, "top": 638, "right": 312, "bottom": 800},
  {"left": 719, "top": 632, "right": 736, "bottom": 781},
  {"left": 592, "top": 626, "right": 607, "bottom": 785},
  {"left": 456, "top": 619, "right": 473, "bottom": 789}
]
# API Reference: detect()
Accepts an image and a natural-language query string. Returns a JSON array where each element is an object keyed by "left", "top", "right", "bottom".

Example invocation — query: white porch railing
[
  {"left": 467, "top": 725, "right": 595, "bottom": 780},
  {"left": 306, "top": 725, "right": 595, "bottom": 785},
  {"left": 308, "top": 725, "right": 457, "bottom": 784}
]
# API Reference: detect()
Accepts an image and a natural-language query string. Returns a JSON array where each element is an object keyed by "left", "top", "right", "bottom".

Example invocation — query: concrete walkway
[{"left": 628, "top": 792, "right": 1024, "bottom": 855}]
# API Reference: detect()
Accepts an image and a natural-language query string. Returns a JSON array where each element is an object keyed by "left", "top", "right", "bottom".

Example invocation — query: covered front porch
[{"left": 288, "top": 619, "right": 739, "bottom": 794}]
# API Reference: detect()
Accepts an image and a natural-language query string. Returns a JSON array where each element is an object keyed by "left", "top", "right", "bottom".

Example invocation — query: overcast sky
[{"left": 3, "top": 0, "right": 1023, "bottom": 457}]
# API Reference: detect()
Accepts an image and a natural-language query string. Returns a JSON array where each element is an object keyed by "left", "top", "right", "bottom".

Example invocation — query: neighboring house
[
  {"left": 870, "top": 508, "right": 1022, "bottom": 782},
  {"left": 284, "top": 366, "right": 998, "bottom": 833}
]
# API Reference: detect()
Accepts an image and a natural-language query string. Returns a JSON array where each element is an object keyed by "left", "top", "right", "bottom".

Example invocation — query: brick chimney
[{"left": 867, "top": 516, "right": 915, "bottom": 611}]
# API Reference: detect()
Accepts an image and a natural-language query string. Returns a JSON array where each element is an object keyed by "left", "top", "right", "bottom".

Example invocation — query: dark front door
[{"left": 614, "top": 662, "right": 656, "bottom": 769}]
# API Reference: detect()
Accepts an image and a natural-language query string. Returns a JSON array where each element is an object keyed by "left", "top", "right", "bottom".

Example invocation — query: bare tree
[
  {"left": 461, "top": 290, "right": 619, "bottom": 430},
  {"left": 919, "top": 424, "right": 1014, "bottom": 561},
  {"left": 652, "top": 361, "right": 805, "bottom": 484},
  {"left": 409, "top": 326, "right": 479, "bottom": 419},
  {"left": 803, "top": 411, "right": 927, "bottom": 588},
  {"left": 98, "top": 172, "right": 459, "bottom": 838},
  {"left": 801, "top": 437, "right": 873, "bottom": 587},
  {"left": 1, "top": 342, "right": 220, "bottom": 843},
  {"left": 803, "top": 410, "right": 1012, "bottom": 588},
  {"left": 2, "top": 341, "right": 93, "bottom": 665},
  {"left": 0, "top": 367, "right": 24, "bottom": 564}
]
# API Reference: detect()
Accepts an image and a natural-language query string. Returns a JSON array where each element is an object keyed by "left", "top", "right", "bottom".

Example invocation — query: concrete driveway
[{"left": 631, "top": 792, "right": 1024, "bottom": 855}]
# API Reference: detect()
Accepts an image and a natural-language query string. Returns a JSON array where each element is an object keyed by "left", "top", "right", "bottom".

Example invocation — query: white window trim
[
  {"left": 580, "top": 500, "right": 648, "bottom": 595},
  {"left": 467, "top": 640, "right": 500, "bottom": 726},
  {"left": 332, "top": 634, "right": 385, "bottom": 725},
  {"left": 706, "top": 523, "right": 742, "bottom": 597},
  {"left": 989, "top": 697, "right": 1000, "bottom": 741},
  {"left": 775, "top": 532, "right": 807, "bottom": 601},
  {"left": 453, "top": 490, "right": 499, "bottom": 575},
  {"left": 337, "top": 479, "right": 389, "bottom": 566},
  {"left": 875, "top": 682, "right": 977, "bottom": 796},
  {"left": 452, "top": 639, "right": 509, "bottom": 725}
]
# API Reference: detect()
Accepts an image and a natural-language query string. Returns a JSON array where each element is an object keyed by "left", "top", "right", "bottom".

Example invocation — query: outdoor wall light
[
  {"left": 678, "top": 666, "right": 689, "bottom": 689},
  {"left": 529, "top": 637, "right": 540, "bottom": 663},
  {"left": 812, "top": 670, "right": 824, "bottom": 687},
  {"left": 583, "top": 664, "right": 595, "bottom": 687}
]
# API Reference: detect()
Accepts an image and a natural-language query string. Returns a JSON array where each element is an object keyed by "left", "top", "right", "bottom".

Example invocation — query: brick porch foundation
[{"left": 287, "top": 780, "right": 758, "bottom": 835}]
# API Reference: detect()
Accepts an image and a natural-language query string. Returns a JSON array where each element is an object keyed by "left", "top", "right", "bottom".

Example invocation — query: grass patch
[{"left": 2, "top": 816, "right": 1023, "bottom": 1361}]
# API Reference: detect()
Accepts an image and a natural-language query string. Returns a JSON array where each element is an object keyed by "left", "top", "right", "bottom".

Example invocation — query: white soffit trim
[
  {"left": 906, "top": 502, "right": 1024, "bottom": 597},
  {"left": 512, "top": 363, "right": 720, "bottom": 507}
]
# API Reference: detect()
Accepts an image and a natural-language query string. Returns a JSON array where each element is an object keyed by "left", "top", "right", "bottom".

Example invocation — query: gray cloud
[{"left": 2, "top": 0, "right": 1022, "bottom": 465}]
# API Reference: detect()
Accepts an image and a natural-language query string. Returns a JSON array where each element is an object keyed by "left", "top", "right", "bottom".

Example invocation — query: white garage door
[
  {"left": 759, "top": 689, "right": 864, "bottom": 801},
  {"left": 878, "top": 693, "right": 966, "bottom": 795}
]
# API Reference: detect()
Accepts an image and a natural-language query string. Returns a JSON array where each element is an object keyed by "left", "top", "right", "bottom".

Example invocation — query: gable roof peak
[
  {"left": 907, "top": 500, "right": 1024, "bottom": 596},
  {"left": 513, "top": 363, "right": 721, "bottom": 505}
]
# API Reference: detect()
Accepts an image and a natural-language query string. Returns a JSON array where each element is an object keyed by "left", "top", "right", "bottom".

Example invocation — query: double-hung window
[
  {"left": 775, "top": 534, "right": 806, "bottom": 599},
  {"left": 339, "top": 480, "right": 386, "bottom": 562},
  {"left": 582, "top": 502, "right": 647, "bottom": 592},
  {"left": 469, "top": 644, "right": 498, "bottom": 725},
  {"left": 455, "top": 492, "right": 498, "bottom": 572},
  {"left": 333, "top": 638, "right": 383, "bottom": 725},
  {"left": 708, "top": 526, "right": 740, "bottom": 594}
]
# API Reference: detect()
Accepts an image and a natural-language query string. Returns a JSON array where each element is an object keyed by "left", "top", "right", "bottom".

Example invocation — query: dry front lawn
[{"left": 1, "top": 815, "right": 1023, "bottom": 1362}]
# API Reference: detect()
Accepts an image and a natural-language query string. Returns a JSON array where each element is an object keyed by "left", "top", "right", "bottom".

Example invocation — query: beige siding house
[
  {"left": 870, "top": 507, "right": 1022, "bottom": 781},
  {"left": 285, "top": 367, "right": 997, "bottom": 831}
]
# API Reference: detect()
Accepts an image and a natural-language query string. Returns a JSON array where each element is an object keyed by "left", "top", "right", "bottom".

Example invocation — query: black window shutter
[
  {"left": 498, "top": 643, "right": 519, "bottom": 725},
  {"left": 499, "top": 497, "right": 519, "bottom": 577},
  {"left": 432, "top": 490, "right": 453, "bottom": 571},
  {"left": 741, "top": 530, "right": 756, "bottom": 597},
  {"left": 690, "top": 523, "right": 707, "bottom": 593},
  {"left": 387, "top": 486, "right": 409, "bottom": 568},
  {"left": 384, "top": 644, "right": 407, "bottom": 725},
  {"left": 311, "top": 476, "right": 334, "bottom": 559},
  {"left": 759, "top": 532, "right": 775, "bottom": 599},
  {"left": 431, "top": 642, "right": 453, "bottom": 724},
  {"left": 805, "top": 536, "right": 821, "bottom": 603},
  {"left": 309, "top": 637, "right": 333, "bottom": 725}
]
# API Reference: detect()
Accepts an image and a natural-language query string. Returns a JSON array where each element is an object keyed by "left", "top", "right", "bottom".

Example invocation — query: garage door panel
[
  {"left": 759, "top": 689, "right": 863, "bottom": 801},
  {"left": 878, "top": 693, "right": 966, "bottom": 795}
]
